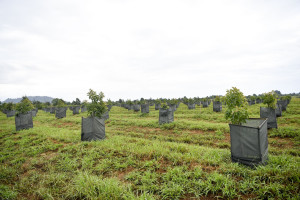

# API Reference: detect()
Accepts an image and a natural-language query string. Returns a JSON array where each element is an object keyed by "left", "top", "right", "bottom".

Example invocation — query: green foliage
[
  {"left": 274, "top": 90, "right": 282, "bottom": 96},
  {"left": 256, "top": 96, "right": 262, "bottom": 101},
  {"left": 169, "top": 98, "right": 178, "bottom": 105},
  {"left": 0, "top": 184, "right": 17, "bottom": 200},
  {"left": 154, "top": 99, "right": 161, "bottom": 104},
  {"left": 4, "top": 103, "right": 15, "bottom": 111},
  {"left": 52, "top": 98, "right": 67, "bottom": 107},
  {"left": 250, "top": 96, "right": 256, "bottom": 101},
  {"left": 224, "top": 87, "right": 249, "bottom": 125},
  {"left": 72, "top": 98, "right": 81, "bottom": 105},
  {"left": 86, "top": 89, "right": 107, "bottom": 118},
  {"left": 280, "top": 95, "right": 292, "bottom": 103},
  {"left": 280, "top": 96, "right": 291, "bottom": 101},
  {"left": 15, "top": 97, "right": 34, "bottom": 115},
  {"left": 52, "top": 98, "right": 59, "bottom": 106},
  {"left": 140, "top": 99, "right": 146, "bottom": 105},
  {"left": 126, "top": 99, "right": 133, "bottom": 105},
  {"left": 202, "top": 97, "right": 209, "bottom": 102},
  {"left": 32, "top": 100, "right": 43, "bottom": 109},
  {"left": 161, "top": 103, "right": 169, "bottom": 110},
  {"left": 214, "top": 96, "right": 221, "bottom": 102},
  {"left": 81, "top": 100, "right": 88, "bottom": 106},
  {"left": 57, "top": 99, "right": 66, "bottom": 108},
  {"left": 72, "top": 172, "right": 136, "bottom": 199},
  {"left": 220, "top": 96, "right": 226, "bottom": 103},
  {"left": 107, "top": 99, "right": 113, "bottom": 105},
  {"left": 187, "top": 98, "right": 194, "bottom": 104},
  {"left": 262, "top": 91, "right": 277, "bottom": 109}
]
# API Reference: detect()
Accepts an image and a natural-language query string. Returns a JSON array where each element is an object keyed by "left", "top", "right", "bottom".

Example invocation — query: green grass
[{"left": 0, "top": 98, "right": 299, "bottom": 199}]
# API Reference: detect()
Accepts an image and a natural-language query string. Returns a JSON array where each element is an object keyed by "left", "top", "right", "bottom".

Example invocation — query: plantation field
[{"left": 1, "top": 99, "right": 300, "bottom": 199}]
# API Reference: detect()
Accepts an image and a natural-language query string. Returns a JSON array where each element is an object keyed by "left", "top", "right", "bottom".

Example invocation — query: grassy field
[{"left": 1, "top": 98, "right": 299, "bottom": 199}]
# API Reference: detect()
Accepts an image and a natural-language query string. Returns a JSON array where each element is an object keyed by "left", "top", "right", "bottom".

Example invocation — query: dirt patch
[
  {"left": 21, "top": 158, "right": 33, "bottom": 172},
  {"left": 269, "top": 137, "right": 295, "bottom": 149},
  {"left": 40, "top": 151, "right": 58, "bottom": 160},
  {"left": 224, "top": 133, "right": 230, "bottom": 143},
  {"left": 18, "top": 192, "right": 44, "bottom": 200},
  {"left": 54, "top": 122, "right": 75, "bottom": 128},
  {"left": 239, "top": 193, "right": 257, "bottom": 199},
  {"left": 20, "top": 169, "right": 36, "bottom": 179},
  {"left": 202, "top": 165, "right": 218, "bottom": 173},
  {"left": 115, "top": 166, "right": 135, "bottom": 180},
  {"left": 189, "top": 162, "right": 219, "bottom": 173},
  {"left": 182, "top": 193, "right": 218, "bottom": 200},
  {"left": 156, "top": 157, "right": 173, "bottom": 173},
  {"left": 48, "top": 138, "right": 69, "bottom": 148},
  {"left": 102, "top": 166, "right": 135, "bottom": 181}
]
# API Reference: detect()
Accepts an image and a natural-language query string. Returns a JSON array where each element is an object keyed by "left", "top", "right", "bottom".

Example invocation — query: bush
[
  {"left": 214, "top": 96, "right": 221, "bottom": 102},
  {"left": 15, "top": 97, "right": 34, "bottom": 115},
  {"left": 250, "top": 96, "right": 256, "bottom": 101},
  {"left": 161, "top": 103, "right": 169, "bottom": 109},
  {"left": 154, "top": 99, "right": 161, "bottom": 104},
  {"left": 4, "top": 103, "right": 15, "bottom": 111},
  {"left": 126, "top": 99, "right": 133, "bottom": 105},
  {"left": 139, "top": 99, "right": 146, "bottom": 105},
  {"left": 168, "top": 98, "right": 178, "bottom": 106},
  {"left": 262, "top": 91, "right": 277, "bottom": 109},
  {"left": 86, "top": 89, "right": 107, "bottom": 118},
  {"left": 57, "top": 99, "right": 66, "bottom": 108},
  {"left": 106, "top": 99, "right": 113, "bottom": 106},
  {"left": 224, "top": 87, "right": 249, "bottom": 125},
  {"left": 188, "top": 98, "right": 194, "bottom": 104}
]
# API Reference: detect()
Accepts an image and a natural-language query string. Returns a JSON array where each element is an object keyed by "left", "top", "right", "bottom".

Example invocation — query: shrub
[
  {"left": 256, "top": 96, "right": 262, "bottom": 101},
  {"left": 126, "top": 100, "right": 133, "bottom": 105},
  {"left": 188, "top": 98, "right": 194, "bottom": 104},
  {"left": 82, "top": 100, "right": 88, "bottom": 106},
  {"left": 107, "top": 99, "right": 113, "bottom": 106},
  {"left": 154, "top": 99, "right": 161, "bottom": 104},
  {"left": 224, "top": 87, "right": 249, "bottom": 125},
  {"left": 280, "top": 96, "right": 288, "bottom": 101},
  {"left": 169, "top": 98, "right": 178, "bottom": 105},
  {"left": 5, "top": 103, "right": 15, "bottom": 111},
  {"left": 262, "top": 91, "right": 277, "bottom": 109},
  {"left": 57, "top": 99, "right": 66, "bottom": 108},
  {"left": 250, "top": 96, "right": 256, "bottom": 101},
  {"left": 202, "top": 97, "right": 209, "bottom": 103},
  {"left": 86, "top": 89, "right": 107, "bottom": 118},
  {"left": 161, "top": 103, "right": 169, "bottom": 109},
  {"left": 214, "top": 96, "right": 221, "bottom": 102},
  {"left": 139, "top": 99, "right": 146, "bottom": 105},
  {"left": 52, "top": 98, "right": 66, "bottom": 106},
  {"left": 15, "top": 97, "right": 34, "bottom": 115}
]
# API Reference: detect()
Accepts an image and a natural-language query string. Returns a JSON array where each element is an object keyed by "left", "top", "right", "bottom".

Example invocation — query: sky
[{"left": 0, "top": 0, "right": 299, "bottom": 102}]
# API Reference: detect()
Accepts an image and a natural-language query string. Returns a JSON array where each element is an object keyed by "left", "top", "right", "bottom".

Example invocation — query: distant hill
[{"left": 3, "top": 96, "right": 54, "bottom": 103}]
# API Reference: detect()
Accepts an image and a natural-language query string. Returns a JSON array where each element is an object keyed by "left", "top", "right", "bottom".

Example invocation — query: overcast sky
[{"left": 0, "top": 0, "right": 299, "bottom": 102}]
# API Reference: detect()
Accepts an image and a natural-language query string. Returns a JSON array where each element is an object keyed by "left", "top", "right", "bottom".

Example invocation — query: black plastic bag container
[
  {"left": 260, "top": 107, "right": 277, "bottom": 129},
  {"left": 229, "top": 118, "right": 268, "bottom": 166},
  {"left": 56, "top": 107, "right": 67, "bottom": 119},
  {"left": 81, "top": 117, "right": 105, "bottom": 141},
  {"left": 141, "top": 104, "right": 149, "bottom": 113},
  {"left": 213, "top": 101, "right": 222, "bottom": 112},
  {"left": 15, "top": 112, "right": 33, "bottom": 131},
  {"left": 159, "top": 108, "right": 174, "bottom": 124}
]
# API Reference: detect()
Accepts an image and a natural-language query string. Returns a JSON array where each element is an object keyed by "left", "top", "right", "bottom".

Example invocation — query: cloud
[{"left": 0, "top": 0, "right": 299, "bottom": 101}]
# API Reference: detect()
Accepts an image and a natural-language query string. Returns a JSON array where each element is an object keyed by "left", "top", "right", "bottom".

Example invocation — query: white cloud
[{"left": 0, "top": 0, "right": 299, "bottom": 101}]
